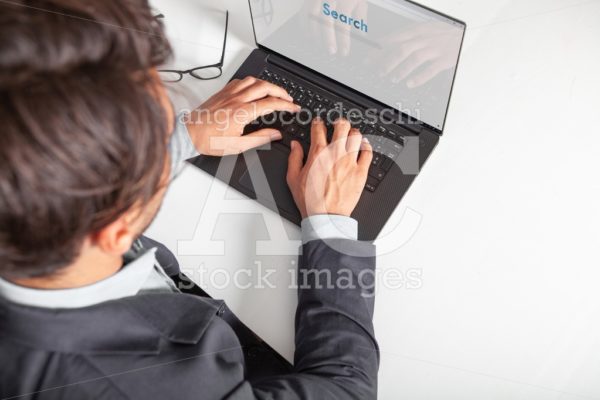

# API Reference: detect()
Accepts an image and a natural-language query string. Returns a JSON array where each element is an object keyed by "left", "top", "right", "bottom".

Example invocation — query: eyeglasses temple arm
[{"left": 220, "top": 10, "right": 229, "bottom": 66}]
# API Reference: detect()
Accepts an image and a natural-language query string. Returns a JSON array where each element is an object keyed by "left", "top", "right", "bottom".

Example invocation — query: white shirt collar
[{"left": 0, "top": 248, "right": 158, "bottom": 309}]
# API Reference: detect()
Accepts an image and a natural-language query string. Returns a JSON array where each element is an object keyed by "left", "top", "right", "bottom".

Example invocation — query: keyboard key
[
  {"left": 363, "top": 126, "right": 375, "bottom": 136},
  {"left": 365, "top": 177, "right": 379, "bottom": 192},
  {"left": 371, "top": 153, "right": 382, "bottom": 167},
  {"left": 382, "top": 142, "right": 402, "bottom": 160},
  {"left": 297, "top": 110, "right": 312, "bottom": 126},
  {"left": 280, "top": 132, "right": 293, "bottom": 148},
  {"left": 369, "top": 167, "right": 386, "bottom": 181},
  {"left": 286, "top": 124, "right": 298, "bottom": 135},
  {"left": 372, "top": 135, "right": 384, "bottom": 144},
  {"left": 348, "top": 110, "right": 361, "bottom": 121},
  {"left": 385, "top": 150, "right": 398, "bottom": 160},
  {"left": 355, "top": 122, "right": 367, "bottom": 132},
  {"left": 381, "top": 157, "right": 395, "bottom": 171},
  {"left": 386, "top": 129, "right": 398, "bottom": 139}
]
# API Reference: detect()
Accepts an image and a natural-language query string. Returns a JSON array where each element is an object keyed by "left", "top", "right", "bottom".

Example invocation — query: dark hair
[{"left": 0, "top": 0, "right": 172, "bottom": 278}]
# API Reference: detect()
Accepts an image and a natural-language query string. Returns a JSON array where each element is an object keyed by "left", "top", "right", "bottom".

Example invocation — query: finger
[
  {"left": 309, "top": 12, "right": 321, "bottom": 48},
  {"left": 357, "top": 1, "right": 369, "bottom": 19},
  {"left": 338, "top": 26, "right": 352, "bottom": 57},
  {"left": 322, "top": 0, "right": 338, "bottom": 55},
  {"left": 228, "top": 128, "right": 282, "bottom": 154},
  {"left": 287, "top": 140, "right": 305, "bottom": 185},
  {"left": 379, "top": 42, "right": 424, "bottom": 76},
  {"left": 391, "top": 49, "right": 437, "bottom": 84},
  {"left": 337, "top": 1, "right": 362, "bottom": 56},
  {"left": 237, "top": 80, "right": 294, "bottom": 103},
  {"left": 357, "top": 137, "right": 374, "bottom": 171},
  {"left": 309, "top": 0, "right": 327, "bottom": 52},
  {"left": 240, "top": 97, "right": 301, "bottom": 124},
  {"left": 332, "top": 118, "right": 352, "bottom": 151},
  {"left": 227, "top": 76, "right": 257, "bottom": 93},
  {"left": 346, "top": 128, "right": 363, "bottom": 158},
  {"left": 310, "top": 117, "right": 328, "bottom": 148},
  {"left": 407, "top": 59, "right": 448, "bottom": 88},
  {"left": 336, "top": 1, "right": 353, "bottom": 56}
]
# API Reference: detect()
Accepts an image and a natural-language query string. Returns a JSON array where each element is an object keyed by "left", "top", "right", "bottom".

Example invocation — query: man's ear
[{"left": 91, "top": 213, "right": 136, "bottom": 256}]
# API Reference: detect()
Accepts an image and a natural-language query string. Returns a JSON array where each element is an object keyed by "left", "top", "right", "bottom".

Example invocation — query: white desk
[{"left": 147, "top": 1, "right": 600, "bottom": 398}]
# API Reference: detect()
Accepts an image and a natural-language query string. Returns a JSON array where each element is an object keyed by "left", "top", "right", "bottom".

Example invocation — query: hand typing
[
  {"left": 185, "top": 77, "right": 300, "bottom": 156},
  {"left": 286, "top": 118, "right": 373, "bottom": 218}
]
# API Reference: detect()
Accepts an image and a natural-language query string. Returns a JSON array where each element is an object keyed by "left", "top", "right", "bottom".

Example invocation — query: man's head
[{"left": 0, "top": 0, "right": 173, "bottom": 280}]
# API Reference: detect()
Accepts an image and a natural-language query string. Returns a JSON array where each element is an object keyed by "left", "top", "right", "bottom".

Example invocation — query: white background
[{"left": 148, "top": 0, "right": 600, "bottom": 398}]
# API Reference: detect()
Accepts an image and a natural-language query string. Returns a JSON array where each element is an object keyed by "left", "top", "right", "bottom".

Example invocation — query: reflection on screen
[{"left": 250, "top": 0, "right": 465, "bottom": 130}]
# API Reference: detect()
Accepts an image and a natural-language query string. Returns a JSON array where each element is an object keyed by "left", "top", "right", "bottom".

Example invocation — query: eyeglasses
[{"left": 158, "top": 10, "right": 229, "bottom": 82}]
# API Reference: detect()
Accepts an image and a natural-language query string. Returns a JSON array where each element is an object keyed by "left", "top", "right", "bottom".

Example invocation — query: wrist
[
  {"left": 301, "top": 214, "right": 359, "bottom": 243},
  {"left": 304, "top": 201, "right": 354, "bottom": 218},
  {"left": 306, "top": 205, "right": 352, "bottom": 218},
  {"left": 306, "top": 210, "right": 352, "bottom": 218},
  {"left": 185, "top": 118, "right": 208, "bottom": 155}
]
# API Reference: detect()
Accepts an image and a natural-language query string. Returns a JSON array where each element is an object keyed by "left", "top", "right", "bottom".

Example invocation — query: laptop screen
[{"left": 249, "top": 0, "right": 465, "bottom": 131}]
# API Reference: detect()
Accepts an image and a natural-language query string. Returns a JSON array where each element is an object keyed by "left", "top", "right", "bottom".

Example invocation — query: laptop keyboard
[{"left": 254, "top": 68, "right": 407, "bottom": 193}]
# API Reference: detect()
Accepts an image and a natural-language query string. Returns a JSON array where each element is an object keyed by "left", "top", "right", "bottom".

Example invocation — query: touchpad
[{"left": 238, "top": 145, "right": 301, "bottom": 221}]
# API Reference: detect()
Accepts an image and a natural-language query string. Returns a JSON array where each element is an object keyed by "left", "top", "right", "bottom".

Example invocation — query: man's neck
[{"left": 10, "top": 247, "right": 123, "bottom": 290}]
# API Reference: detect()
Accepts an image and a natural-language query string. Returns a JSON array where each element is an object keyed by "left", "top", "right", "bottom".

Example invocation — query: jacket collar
[{"left": 0, "top": 293, "right": 223, "bottom": 355}]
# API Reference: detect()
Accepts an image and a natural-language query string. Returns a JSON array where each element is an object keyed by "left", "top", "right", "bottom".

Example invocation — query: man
[{"left": 0, "top": 1, "right": 379, "bottom": 399}]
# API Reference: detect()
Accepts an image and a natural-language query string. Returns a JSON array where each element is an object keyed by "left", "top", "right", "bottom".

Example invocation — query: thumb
[
  {"left": 233, "top": 128, "right": 282, "bottom": 154},
  {"left": 286, "top": 140, "right": 304, "bottom": 185}
]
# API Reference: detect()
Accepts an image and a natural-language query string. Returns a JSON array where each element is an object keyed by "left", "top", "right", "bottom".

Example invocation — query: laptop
[{"left": 191, "top": 0, "right": 466, "bottom": 240}]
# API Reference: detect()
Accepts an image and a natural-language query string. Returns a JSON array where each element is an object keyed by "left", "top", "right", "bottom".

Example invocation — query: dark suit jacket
[{"left": 0, "top": 239, "right": 379, "bottom": 399}]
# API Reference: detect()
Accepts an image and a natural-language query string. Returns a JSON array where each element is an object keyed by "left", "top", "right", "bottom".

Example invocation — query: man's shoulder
[
  {"left": 121, "top": 293, "right": 230, "bottom": 344},
  {"left": 0, "top": 293, "right": 231, "bottom": 353},
  {"left": 0, "top": 294, "right": 246, "bottom": 399}
]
